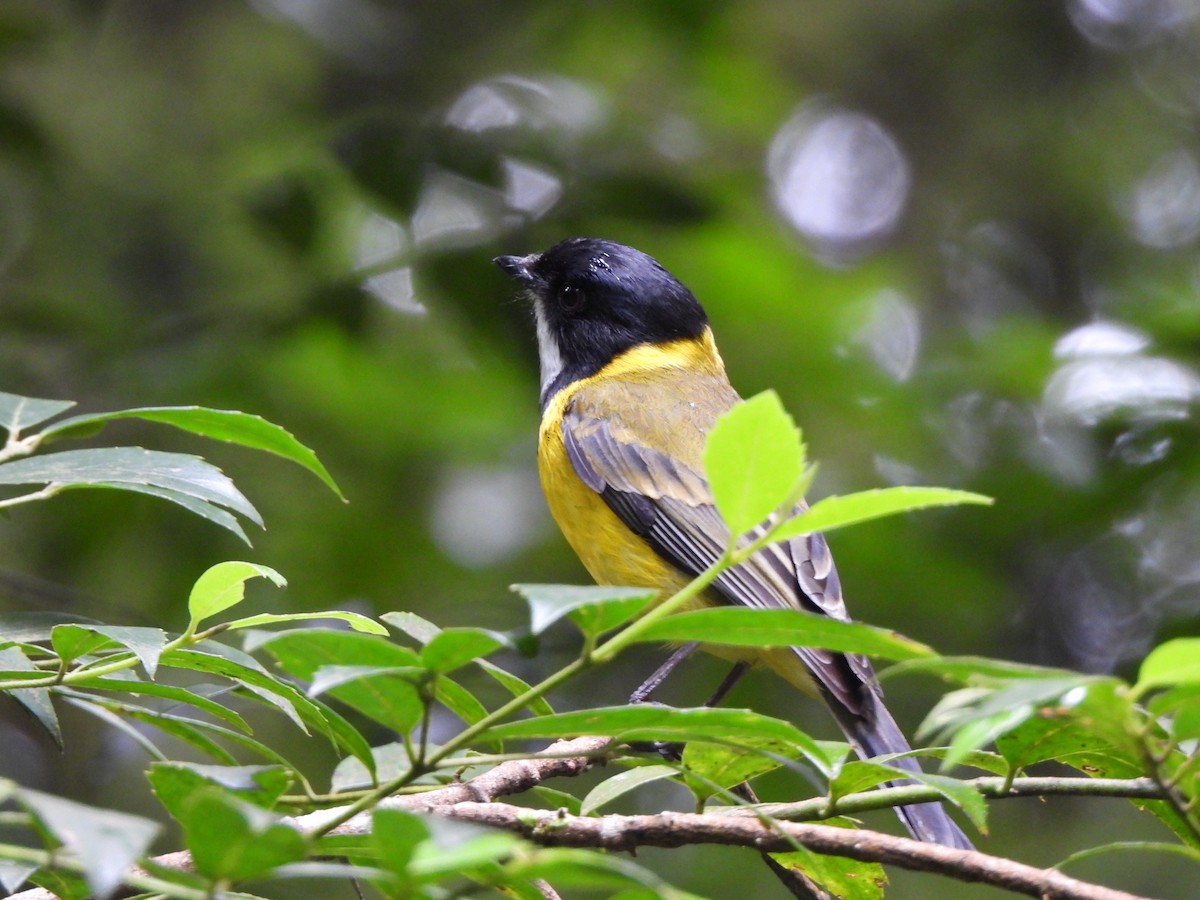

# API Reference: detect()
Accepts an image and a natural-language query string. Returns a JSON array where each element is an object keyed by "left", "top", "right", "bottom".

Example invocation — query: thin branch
[
  {"left": 752, "top": 775, "right": 1165, "bottom": 823},
  {"left": 5, "top": 737, "right": 1163, "bottom": 900},
  {"left": 392, "top": 800, "right": 1146, "bottom": 900},
  {"left": 972, "top": 775, "right": 1164, "bottom": 800},
  {"left": 1133, "top": 726, "right": 1200, "bottom": 844}
]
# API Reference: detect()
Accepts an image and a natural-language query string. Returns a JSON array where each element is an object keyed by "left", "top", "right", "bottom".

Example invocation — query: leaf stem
[
  {"left": 590, "top": 553, "right": 731, "bottom": 664},
  {"left": 307, "top": 654, "right": 594, "bottom": 837},
  {"left": 0, "top": 632, "right": 195, "bottom": 692},
  {"left": 0, "top": 432, "right": 42, "bottom": 464},
  {"left": 0, "top": 484, "right": 64, "bottom": 511}
]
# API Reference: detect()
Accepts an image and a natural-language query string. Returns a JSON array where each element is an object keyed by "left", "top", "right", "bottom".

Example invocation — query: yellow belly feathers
[{"left": 535, "top": 329, "right": 821, "bottom": 696}]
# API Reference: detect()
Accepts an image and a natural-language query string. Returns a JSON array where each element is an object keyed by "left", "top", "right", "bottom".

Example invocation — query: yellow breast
[
  {"left": 534, "top": 329, "right": 822, "bottom": 696},
  {"left": 539, "top": 422, "right": 689, "bottom": 594},
  {"left": 536, "top": 330, "right": 726, "bottom": 601}
]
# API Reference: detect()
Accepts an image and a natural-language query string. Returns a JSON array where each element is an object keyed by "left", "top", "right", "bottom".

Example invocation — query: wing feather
[{"left": 562, "top": 382, "right": 872, "bottom": 713}]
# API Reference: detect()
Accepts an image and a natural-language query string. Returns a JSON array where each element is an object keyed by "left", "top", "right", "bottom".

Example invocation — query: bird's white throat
[{"left": 533, "top": 302, "right": 565, "bottom": 396}]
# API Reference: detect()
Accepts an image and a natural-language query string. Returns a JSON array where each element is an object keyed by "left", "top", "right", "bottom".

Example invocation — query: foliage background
[{"left": 1, "top": 1, "right": 1199, "bottom": 897}]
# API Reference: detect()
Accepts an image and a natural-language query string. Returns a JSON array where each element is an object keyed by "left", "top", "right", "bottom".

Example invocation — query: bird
[{"left": 495, "top": 237, "right": 972, "bottom": 849}]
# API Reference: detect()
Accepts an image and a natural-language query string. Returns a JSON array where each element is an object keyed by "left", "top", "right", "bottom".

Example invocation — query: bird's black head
[{"left": 494, "top": 237, "right": 709, "bottom": 403}]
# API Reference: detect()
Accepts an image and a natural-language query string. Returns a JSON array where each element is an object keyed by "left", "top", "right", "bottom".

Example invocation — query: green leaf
[
  {"left": 65, "top": 690, "right": 298, "bottom": 767},
  {"left": 918, "top": 676, "right": 1099, "bottom": 767},
  {"left": 1155, "top": 687, "right": 1200, "bottom": 742},
  {"left": 381, "top": 611, "right": 554, "bottom": 715},
  {"left": 0, "top": 611, "right": 97, "bottom": 644},
  {"left": 834, "top": 761, "right": 985, "bottom": 832},
  {"left": 0, "top": 646, "right": 59, "bottom": 745},
  {"left": 580, "top": 765, "right": 678, "bottom": 815},
  {"left": 434, "top": 675, "right": 490, "bottom": 728},
  {"left": 1061, "top": 678, "right": 1141, "bottom": 753},
  {"left": 51, "top": 625, "right": 166, "bottom": 676},
  {"left": 419, "top": 628, "right": 507, "bottom": 673},
  {"left": 149, "top": 762, "right": 293, "bottom": 815},
  {"left": 828, "top": 759, "right": 894, "bottom": 797},
  {"left": 0, "top": 447, "right": 263, "bottom": 525},
  {"left": 223, "top": 610, "right": 387, "bottom": 635},
  {"left": 682, "top": 739, "right": 800, "bottom": 801},
  {"left": 19, "top": 788, "right": 160, "bottom": 899},
  {"left": 331, "top": 741, "right": 415, "bottom": 792},
  {"left": 252, "top": 630, "right": 425, "bottom": 734},
  {"left": 307, "top": 664, "right": 426, "bottom": 697},
  {"left": 409, "top": 819, "right": 522, "bottom": 881},
  {"left": 882, "top": 655, "right": 1072, "bottom": 685},
  {"left": 485, "top": 706, "right": 832, "bottom": 775},
  {"left": 27, "top": 870, "right": 90, "bottom": 900},
  {"left": 1147, "top": 683, "right": 1200, "bottom": 717},
  {"left": 769, "top": 847, "right": 886, "bottom": 900},
  {"left": 253, "top": 628, "right": 418, "bottom": 676},
  {"left": 477, "top": 658, "right": 554, "bottom": 717},
  {"left": 1057, "top": 841, "right": 1200, "bottom": 870},
  {"left": 529, "top": 786, "right": 583, "bottom": 816},
  {"left": 1001, "top": 712, "right": 1198, "bottom": 847},
  {"left": 996, "top": 716, "right": 1134, "bottom": 773},
  {"left": 41, "top": 406, "right": 344, "bottom": 500},
  {"left": 704, "top": 390, "right": 804, "bottom": 538},
  {"left": 310, "top": 831, "right": 372, "bottom": 860},
  {"left": 179, "top": 788, "right": 307, "bottom": 881},
  {"left": 511, "top": 584, "right": 658, "bottom": 637},
  {"left": 91, "top": 625, "right": 168, "bottom": 676},
  {"left": 188, "top": 561, "right": 286, "bottom": 628},
  {"left": 506, "top": 848, "right": 697, "bottom": 897},
  {"left": 901, "top": 747, "right": 1008, "bottom": 775},
  {"left": 1136, "top": 638, "right": 1200, "bottom": 695},
  {"left": 161, "top": 646, "right": 310, "bottom": 732},
  {"left": 303, "top": 693, "right": 378, "bottom": 776},
  {"left": 0, "top": 860, "right": 38, "bottom": 894},
  {"left": 0, "top": 391, "right": 75, "bottom": 434},
  {"left": 937, "top": 705, "right": 1041, "bottom": 771},
  {"left": 382, "top": 610, "right": 442, "bottom": 644},
  {"left": 50, "top": 624, "right": 113, "bottom": 665},
  {"left": 81, "top": 480, "right": 253, "bottom": 544},
  {"left": 59, "top": 693, "right": 168, "bottom": 761},
  {"left": 371, "top": 808, "right": 429, "bottom": 882},
  {"left": 635, "top": 608, "right": 932, "bottom": 660},
  {"left": 770, "top": 486, "right": 993, "bottom": 542},
  {"left": 992, "top": 680, "right": 1151, "bottom": 771}
]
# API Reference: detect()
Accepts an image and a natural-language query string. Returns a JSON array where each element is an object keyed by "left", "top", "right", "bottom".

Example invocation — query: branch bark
[
  {"left": 398, "top": 800, "right": 1144, "bottom": 900},
  {"left": 8, "top": 736, "right": 1158, "bottom": 900}
]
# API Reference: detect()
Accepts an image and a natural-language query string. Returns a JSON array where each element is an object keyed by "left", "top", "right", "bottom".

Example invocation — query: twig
[{"left": 753, "top": 775, "right": 1165, "bottom": 822}]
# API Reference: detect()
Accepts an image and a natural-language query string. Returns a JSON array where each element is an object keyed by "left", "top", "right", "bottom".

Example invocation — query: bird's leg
[
  {"left": 627, "top": 641, "right": 699, "bottom": 704},
  {"left": 710, "top": 679, "right": 824, "bottom": 899},
  {"left": 626, "top": 642, "right": 698, "bottom": 761},
  {"left": 704, "top": 661, "right": 748, "bottom": 708},
  {"left": 627, "top": 649, "right": 749, "bottom": 762}
]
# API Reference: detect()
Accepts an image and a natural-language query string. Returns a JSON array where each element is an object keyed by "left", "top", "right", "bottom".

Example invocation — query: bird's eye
[{"left": 557, "top": 284, "right": 587, "bottom": 313}]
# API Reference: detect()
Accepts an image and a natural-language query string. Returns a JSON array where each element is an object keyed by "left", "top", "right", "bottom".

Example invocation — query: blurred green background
[{"left": 2, "top": 1, "right": 1200, "bottom": 897}]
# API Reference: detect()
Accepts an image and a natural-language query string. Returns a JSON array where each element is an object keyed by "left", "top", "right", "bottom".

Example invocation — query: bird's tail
[{"left": 825, "top": 686, "right": 974, "bottom": 850}]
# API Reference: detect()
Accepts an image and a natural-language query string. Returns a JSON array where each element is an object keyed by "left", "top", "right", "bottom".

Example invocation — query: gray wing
[{"left": 561, "top": 394, "right": 875, "bottom": 715}]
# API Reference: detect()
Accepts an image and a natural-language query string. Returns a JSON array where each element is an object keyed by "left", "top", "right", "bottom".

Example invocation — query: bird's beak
[{"left": 493, "top": 253, "right": 540, "bottom": 287}]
